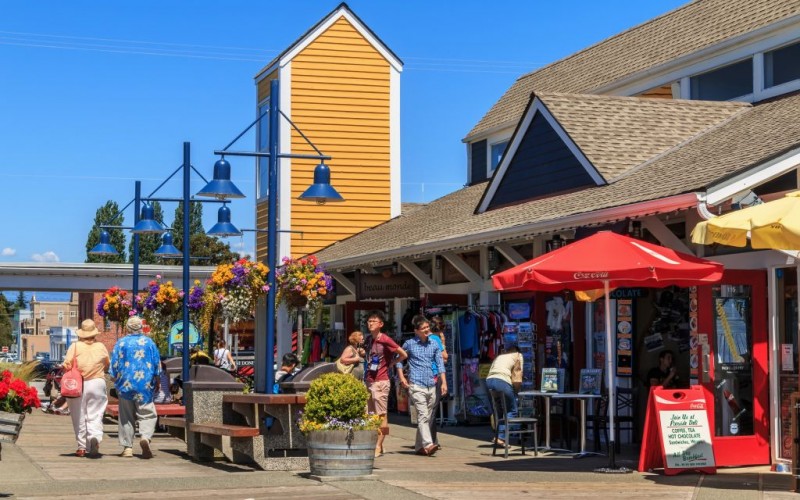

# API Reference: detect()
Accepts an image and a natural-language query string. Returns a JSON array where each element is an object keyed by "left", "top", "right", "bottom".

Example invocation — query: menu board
[
  {"left": 638, "top": 386, "right": 716, "bottom": 475},
  {"left": 616, "top": 299, "right": 633, "bottom": 376}
]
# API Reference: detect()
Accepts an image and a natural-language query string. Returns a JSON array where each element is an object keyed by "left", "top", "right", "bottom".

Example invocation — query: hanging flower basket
[
  {"left": 276, "top": 255, "right": 332, "bottom": 317},
  {"left": 96, "top": 286, "right": 134, "bottom": 324},
  {"left": 206, "top": 258, "right": 270, "bottom": 325}
]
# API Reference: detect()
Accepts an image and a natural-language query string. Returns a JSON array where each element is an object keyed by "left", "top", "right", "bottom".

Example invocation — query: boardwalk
[{"left": 0, "top": 410, "right": 795, "bottom": 499}]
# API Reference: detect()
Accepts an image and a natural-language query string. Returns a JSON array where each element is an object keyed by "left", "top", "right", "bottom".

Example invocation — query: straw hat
[
  {"left": 126, "top": 316, "right": 143, "bottom": 333},
  {"left": 76, "top": 319, "right": 100, "bottom": 339}
]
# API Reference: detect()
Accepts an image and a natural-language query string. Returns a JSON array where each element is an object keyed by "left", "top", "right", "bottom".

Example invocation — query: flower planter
[
  {"left": 286, "top": 292, "right": 308, "bottom": 309},
  {"left": 0, "top": 411, "right": 25, "bottom": 444},
  {"left": 307, "top": 429, "right": 378, "bottom": 478}
]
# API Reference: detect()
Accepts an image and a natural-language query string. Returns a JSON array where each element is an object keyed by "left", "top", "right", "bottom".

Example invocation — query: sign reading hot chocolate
[{"left": 355, "top": 271, "right": 418, "bottom": 300}]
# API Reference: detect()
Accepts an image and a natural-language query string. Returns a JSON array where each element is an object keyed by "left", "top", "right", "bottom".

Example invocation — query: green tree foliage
[
  {"left": 161, "top": 233, "right": 240, "bottom": 266},
  {"left": 171, "top": 201, "right": 204, "bottom": 251},
  {"left": 86, "top": 201, "right": 127, "bottom": 263},
  {"left": 0, "top": 295, "right": 14, "bottom": 347},
  {"left": 303, "top": 373, "right": 370, "bottom": 424},
  {"left": 15, "top": 291, "right": 27, "bottom": 311},
  {"left": 128, "top": 201, "right": 165, "bottom": 267}
]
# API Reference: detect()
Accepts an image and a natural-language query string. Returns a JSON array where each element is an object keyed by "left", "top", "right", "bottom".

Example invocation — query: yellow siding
[
  {"left": 257, "top": 70, "right": 278, "bottom": 103},
  {"left": 289, "top": 17, "right": 391, "bottom": 258}
]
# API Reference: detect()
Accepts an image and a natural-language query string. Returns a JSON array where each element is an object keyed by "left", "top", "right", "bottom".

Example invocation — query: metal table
[{"left": 518, "top": 390, "right": 602, "bottom": 458}]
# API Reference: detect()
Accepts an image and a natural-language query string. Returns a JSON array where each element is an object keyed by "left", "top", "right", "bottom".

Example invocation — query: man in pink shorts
[{"left": 365, "top": 310, "right": 407, "bottom": 458}]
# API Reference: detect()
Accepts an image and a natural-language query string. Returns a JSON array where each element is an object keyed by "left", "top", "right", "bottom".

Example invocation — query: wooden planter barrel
[
  {"left": 0, "top": 411, "right": 26, "bottom": 461},
  {"left": 0, "top": 411, "right": 25, "bottom": 443},
  {"left": 307, "top": 429, "right": 378, "bottom": 477}
]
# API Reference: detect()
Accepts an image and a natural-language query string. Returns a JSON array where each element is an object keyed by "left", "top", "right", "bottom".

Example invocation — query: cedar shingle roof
[
  {"left": 466, "top": 0, "right": 800, "bottom": 141},
  {"left": 538, "top": 93, "right": 748, "bottom": 180},
  {"left": 317, "top": 92, "right": 800, "bottom": 266}
]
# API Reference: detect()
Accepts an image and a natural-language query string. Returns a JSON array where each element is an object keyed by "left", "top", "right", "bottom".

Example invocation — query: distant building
[{"left": 20, "top": 293, "right": 79, "bottom": 361}]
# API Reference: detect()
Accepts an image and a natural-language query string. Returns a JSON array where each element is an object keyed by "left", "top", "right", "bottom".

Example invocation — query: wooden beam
[
  {"left": 397, "top": 259, "right": 438, "bottom": 293},
  {"left": 640, "top": 216, "right": 692, "bottom": 254},
  {"left": 329, "top": 271, "right": 356, "bottom": 295},
  {"left": 495, "top": 243, "right": 526, "bottom": 266},
  {"left": 442, "top": 251, "right": 483, "bottom": 285}
]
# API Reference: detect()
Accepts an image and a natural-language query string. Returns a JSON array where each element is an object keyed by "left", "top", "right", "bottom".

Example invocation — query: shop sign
[
  {"left": 355, "top": 271, "right": 418, "bottom": 300},
  {"left": 610, "top": 288, "right": 648, "bottom": 299}
]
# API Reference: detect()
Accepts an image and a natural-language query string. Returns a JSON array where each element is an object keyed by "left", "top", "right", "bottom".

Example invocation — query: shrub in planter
[{"left": 298, "top": 373, "right": 380, "bottom": 478}]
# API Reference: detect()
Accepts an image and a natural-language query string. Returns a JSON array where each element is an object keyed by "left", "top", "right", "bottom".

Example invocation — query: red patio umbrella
[{"left": 492, "top": 231, "right": 723, "bottom": 470}]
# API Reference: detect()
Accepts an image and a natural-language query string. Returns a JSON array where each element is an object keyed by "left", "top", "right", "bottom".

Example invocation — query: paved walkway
[{"left": 0, "top": 410, "right": 796, "bottom": 499}]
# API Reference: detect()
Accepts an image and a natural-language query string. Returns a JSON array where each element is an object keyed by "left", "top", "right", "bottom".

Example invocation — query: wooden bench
[
  {"left": 105, "top": 403, "right": 186, "bottom": 418},
  {"left": 189, "top": 422, "right": 260, "bottom": 437},
  {"left": 158, "top": 416, "right": 187, "bottom": 441}
]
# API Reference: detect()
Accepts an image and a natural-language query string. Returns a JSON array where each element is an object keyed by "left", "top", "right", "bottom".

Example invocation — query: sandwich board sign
[{"left": 638, "top": 385, "right": 716, "bottom": 475}]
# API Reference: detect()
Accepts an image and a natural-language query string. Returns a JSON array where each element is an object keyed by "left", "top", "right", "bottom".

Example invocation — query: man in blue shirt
[
  {"left": 109, "top": 316, "right": 161, "bottom": 459},
  {"left": 397, "top": 315, "right": 447, "bottom": 457}
]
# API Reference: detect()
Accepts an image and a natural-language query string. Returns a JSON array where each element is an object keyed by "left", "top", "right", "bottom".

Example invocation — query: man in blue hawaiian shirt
[{"left": 109, "top": 316, "right": 161, "bottom": 458}]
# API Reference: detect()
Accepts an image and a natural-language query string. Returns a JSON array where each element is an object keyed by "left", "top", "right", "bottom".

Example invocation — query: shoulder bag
[
  {"left": 61, "top": 344, "right": 84, "bottom": 398},
  {"left": 336, "top": 347, "right": 356, "bottom": 375}
]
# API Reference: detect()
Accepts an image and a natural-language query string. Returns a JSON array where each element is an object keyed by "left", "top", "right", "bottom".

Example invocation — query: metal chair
[
  {"left": 488, "top": 390, "right": 539, "bottom": 458},
  {"left": 589, "top": 387, "right": 636, "bottom": 453}
]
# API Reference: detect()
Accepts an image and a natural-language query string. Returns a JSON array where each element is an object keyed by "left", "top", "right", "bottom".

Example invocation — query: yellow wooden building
[{"left": 253, "top": 3, "right": 403, "bottom": 260}]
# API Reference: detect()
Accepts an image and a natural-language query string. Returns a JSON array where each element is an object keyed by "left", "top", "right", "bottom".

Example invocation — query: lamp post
[
  {"left": 92, "top": 144, "right": 243, "bottom": 386},
  {"left": 214, "top": 79, "right": 343, "bottom": 393}
]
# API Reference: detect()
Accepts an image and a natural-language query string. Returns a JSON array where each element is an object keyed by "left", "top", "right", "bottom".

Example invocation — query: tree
[
  {"left": 0, "top": 295, "right": 14, "bottom": 348},
  {"left": 86, "top": 201, "right": 127, "bottom": 263},
  {"left": 15, "top": 291, "right": 27, "bottom": 311},
  {"left": 171, "top": 201, "right": 204, "bottom": 251},
  {"left": 161, "top": 233, "right": 240, "bottom": 266},
  {"left": 129, "top": 201, "right": 165, "bottom": 267}
]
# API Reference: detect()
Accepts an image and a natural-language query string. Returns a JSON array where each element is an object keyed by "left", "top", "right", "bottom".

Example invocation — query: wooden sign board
[{"left": 638, "top": 386, "right": 716, "bottom": 475}]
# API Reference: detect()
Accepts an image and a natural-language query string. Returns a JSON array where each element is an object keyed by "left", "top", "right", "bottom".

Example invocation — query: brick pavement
[{"left": 0, "top": 410, "right": 796, "bottom": 499}]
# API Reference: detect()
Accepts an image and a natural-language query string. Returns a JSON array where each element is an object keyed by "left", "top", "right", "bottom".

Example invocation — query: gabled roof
[
  {"left": 465, "top": 0, "right": 800, "bottom": 141},
  {"left": 478, "top": 93, "right": 748, "bottom": 212},
  {"left": 254, "top": 2, "right": 403, "bottom": 81},
  {"left": 317, "top": 92, "right": 800, "bottom": 267}
]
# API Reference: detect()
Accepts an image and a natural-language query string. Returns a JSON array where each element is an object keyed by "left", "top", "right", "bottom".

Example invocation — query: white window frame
[
  {"left": 39, "top": 310, "right": 45, "bottom": 320},
  {"left": 70, "top": 311, "right": 77, "bottom": 318},
  {"left": 486, "top": 131, "right": 512, "bottom": 178},
  {"left": 256, "top": 99, "right": 270, "bottom": 200}
]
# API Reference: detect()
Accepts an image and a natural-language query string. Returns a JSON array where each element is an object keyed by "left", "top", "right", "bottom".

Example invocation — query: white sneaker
[
  {"left": 120, "top": 447, "right": 133, "bottom": 458},
  {"left": 140, "top": 438, "right": 152, "bottom": 459}
]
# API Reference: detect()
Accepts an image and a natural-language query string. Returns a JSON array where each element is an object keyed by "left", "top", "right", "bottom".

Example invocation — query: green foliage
[
  {"left": 171, "top": 201, "right": 204, "bottom": 250},
  {"left": 15, "top": 291, "right": 27, "bottom": 310},
  {"left": 303, "top": 373, "right": 370, "bottom": 424},
  {"left": 161, "top": 233, "right": 240, "bottom": 266},
  {"left": 0, "top": 297, "right": 12, "bottom": 348},
  {"left": 86, "top": 201, "right": 126, "bottom": 263},
  {"left": 129, "top": 201, "right": 165, "bottom": 266}
]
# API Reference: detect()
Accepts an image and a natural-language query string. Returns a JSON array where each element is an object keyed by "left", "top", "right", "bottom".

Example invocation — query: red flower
[{"left": 0, "top": 380, "right": 9, "bottom": 399}]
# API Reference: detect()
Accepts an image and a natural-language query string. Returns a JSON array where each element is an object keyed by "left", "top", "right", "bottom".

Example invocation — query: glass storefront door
[{"left": 698, "top": 270, "right": 769, "bottom": 466}]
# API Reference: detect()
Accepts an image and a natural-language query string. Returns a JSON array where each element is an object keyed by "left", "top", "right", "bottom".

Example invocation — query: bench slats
[
  {"left": 159, "top": 416, "right": 186, "bottom": 428},
  {"left": 105, "top": 404, "right": 186, "bottom": 417},
  {"left": 222, "top": 394, "right": 306, "bottom": 405},
  {"left": 189, "top": 422, "right": 260, "bottom": 437}
]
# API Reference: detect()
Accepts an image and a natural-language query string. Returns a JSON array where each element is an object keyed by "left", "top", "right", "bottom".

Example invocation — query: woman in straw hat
[{"left": 62, "top": 319, "right": 110, "bottom": 457}]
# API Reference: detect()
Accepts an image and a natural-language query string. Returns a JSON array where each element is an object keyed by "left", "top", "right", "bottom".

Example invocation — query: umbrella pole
[{"left": 595, "top": 279, "right": 632, "bottom": 474}]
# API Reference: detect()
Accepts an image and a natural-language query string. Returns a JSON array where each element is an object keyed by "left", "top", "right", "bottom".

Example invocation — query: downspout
[{"left": 695, "top": 192, "right": 717, "bottom": 220}]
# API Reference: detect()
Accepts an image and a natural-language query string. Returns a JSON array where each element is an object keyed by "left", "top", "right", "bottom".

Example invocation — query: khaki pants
[
  {"left": 408, "top": 384, "right": 437, "bottom": 451},
  {"left": 117, "top": 398, "right": 157, "bottom": 448}
]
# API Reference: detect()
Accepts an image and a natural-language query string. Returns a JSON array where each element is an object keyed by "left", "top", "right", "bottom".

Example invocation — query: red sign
[{"left": 638, "top": 386, "right": 716, "bottom": 475}]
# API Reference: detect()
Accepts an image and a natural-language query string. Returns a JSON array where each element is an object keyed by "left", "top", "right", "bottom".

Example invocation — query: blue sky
[{"left": 0, "top": 0, "right": 686, "bottom": 264}]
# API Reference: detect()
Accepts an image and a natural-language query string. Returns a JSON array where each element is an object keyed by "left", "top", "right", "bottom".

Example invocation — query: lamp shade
[
  {"left": 154, "top": 232, "right": 182, "bottom": 258},
  {"left": 88, "top": 230, "right": 119, "bottom": 256},
  {"left": 197, "top": 158, "right": 245, "bottom": 199},
  {"left": 298, "top": 162, "right": 344, "bottom": 204},
  {"left": 207, "top": 205, "right": 241, "bottom": 237},
  {"left": 132, "top": 204, "right": 166, "bottom": 234}
]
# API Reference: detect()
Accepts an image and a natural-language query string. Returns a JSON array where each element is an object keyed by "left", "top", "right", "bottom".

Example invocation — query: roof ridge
[
  {"left": 607, "top": 103, "right": 752, "bottom": 184},
  {"left": 514, "top": 1, "right": 701, "bottom": 84}
]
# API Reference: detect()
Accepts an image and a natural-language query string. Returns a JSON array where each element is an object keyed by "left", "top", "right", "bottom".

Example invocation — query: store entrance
[{"left": 697, "top": 270, "right": 769, "bottom": 466}]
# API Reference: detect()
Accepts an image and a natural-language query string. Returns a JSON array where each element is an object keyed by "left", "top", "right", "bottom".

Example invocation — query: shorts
[{"left": 367, "top": 379, "right": 391, "bottom": 415}]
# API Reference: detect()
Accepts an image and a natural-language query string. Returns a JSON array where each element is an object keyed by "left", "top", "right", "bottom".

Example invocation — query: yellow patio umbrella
[{"left": 691, "top": 191, "right": 800, "bottom": 249}]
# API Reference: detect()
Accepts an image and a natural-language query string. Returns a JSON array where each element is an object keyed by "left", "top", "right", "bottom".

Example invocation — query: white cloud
[
  {"left": 233, "top": 241, "right": 247, "bottom": 249},
  {"left": 31, "top": 251, "right": 60, "bottom": 262},
  {"left": 239, "top": 249, "right": 255, "bottom": 259},
  {"left": 1, "top": 248, "right": 16, "bottom": 256}
]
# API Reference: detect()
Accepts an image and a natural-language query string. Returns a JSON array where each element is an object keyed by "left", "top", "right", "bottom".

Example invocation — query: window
[
  {"left": 764, "top": 41, "right": 800, "bottom": 88},
  {"left": 70, "top": 311, "right": 77, "bottom": 318},
  {"left": 39, "top": 310, "right": 45, "bottom": 320},
  {"left": 257, "top": 101, "right": 270, "bottom": 199},
  {"left": 490, "top": 141, "right": 509, "bottom": 172},
  {"left": 690, "top": 59, "right": 753, "bottom": 100}
]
